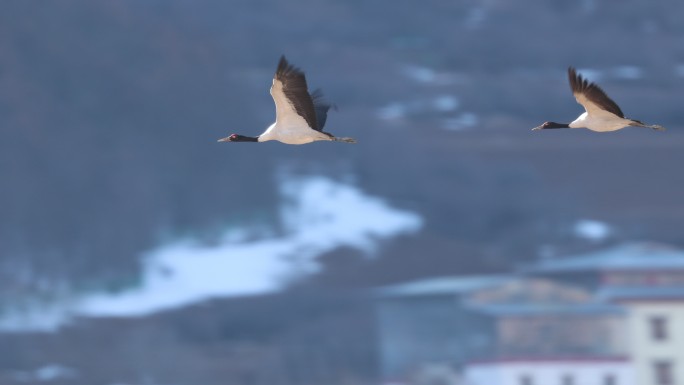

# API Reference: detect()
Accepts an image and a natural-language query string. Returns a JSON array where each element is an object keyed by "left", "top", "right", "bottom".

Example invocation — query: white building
[
  {"left": 376, "top": 242, "right": 684, "bottom": 385},
  {"left": 464, "top": 357, "right": 633, "bottom": 385},
  {"left": 624, "top": 300, "right": 684, "bottom": 385},
  {"left": 529, "top": 242, "right": 684, "bottom": 385}
]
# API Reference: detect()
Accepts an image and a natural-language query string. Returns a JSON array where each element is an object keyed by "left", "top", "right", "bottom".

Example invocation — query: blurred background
[{"left": 1, "top": 1, "right": 684, "bottom": 384}]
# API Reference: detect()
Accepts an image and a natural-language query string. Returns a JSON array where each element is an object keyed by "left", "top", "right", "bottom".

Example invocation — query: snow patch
[
  {"left": 433, "top": 95, "right": 460, "bottom": 112},
  {"left": 401, "top": 66, "right": 436, "bottom": 84},
  {"left": 377, "top": 103, "right": 407, "bottom": 121},
  {"left": 441, "top": 113, "right": 479, "bottom": 131},
  {"left": 11, "top": 365, "right": 77, "bottom": 382},
  {"left": 611, "top": 66, "right": 642, "bottom": 80},
  {"left": 0, "top": 176, "right": 422, "bottom": 329},
  {"left": 80, "top": 176, "right": 422, "bottom": 316},
  {"left": 574, "top": 219, "right": 611, "bottom": 241},
  {"left": 0, "top": 301, "right": 78, "bottom": 332},
  {"left": 577, "top": 66, "right": 642, "bottom": 82},
  {"left": 378, "top": 96, "right": 463, "bottom": 122}
]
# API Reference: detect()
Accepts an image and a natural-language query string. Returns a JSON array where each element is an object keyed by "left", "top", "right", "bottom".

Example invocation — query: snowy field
[{"left": 0, "top": 176, "right": 422, "bottom": 331}]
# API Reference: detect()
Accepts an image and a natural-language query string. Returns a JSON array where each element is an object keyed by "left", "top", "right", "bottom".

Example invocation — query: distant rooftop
[
  {"left": 465, "top": 302, "right": 625, "bottom": 316},
  {"left": 375, "top": 242, "right": 684, "bottom": 300},
  {"left": 524, "top": 242, "right": 684, "bottom": 274},
  {"left": 375, "top": 275, "right": 513, "bottom": 298},
  {"left": 597, "top": 286, "right": 684, "bottom": 302}
]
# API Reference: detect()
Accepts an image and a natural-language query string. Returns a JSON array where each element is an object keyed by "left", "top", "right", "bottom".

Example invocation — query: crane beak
[
  {"left": 217, "top": 136, "right": 230, "bottom": 142},
  {"left": 531, "top": 125, "right": 544, "bottom": 131}
]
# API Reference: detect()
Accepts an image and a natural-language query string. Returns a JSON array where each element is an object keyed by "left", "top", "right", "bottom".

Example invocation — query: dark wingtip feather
[
  {"left": 277, "top": 55, "right": 287, "bottom": 72},
  {"left": 311, "top": 88, "right": 336, "bottom": 130},
  {"left": 276, "top": 55, "right": 299, "bottom": 78},
  {"left": 566, "top": 66, "right": 625, "bottom": 118},
  {"left": 568, "top": 66, "right": 582, "bottom": 94},
  {"left": 275, "top": 55, "right": 306, "bottom": 81}
]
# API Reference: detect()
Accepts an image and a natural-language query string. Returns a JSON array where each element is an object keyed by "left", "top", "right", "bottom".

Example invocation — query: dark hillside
[{"left": 1, "top": 1, "right": 683, "bottom": 383}]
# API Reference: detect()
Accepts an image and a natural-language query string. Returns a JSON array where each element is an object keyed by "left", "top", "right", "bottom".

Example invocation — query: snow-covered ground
[
  {"left": 0, "top": 176, "right": 422, "bottom": 331},
  {"left": 376, "top": 94, "right": 477, "bottom": 131},
  {"left": 574, "top": 219, "right": 612, "bottom": 241},
  {"left": 441, "top": 113, "right": 478, "bottom": 131}
]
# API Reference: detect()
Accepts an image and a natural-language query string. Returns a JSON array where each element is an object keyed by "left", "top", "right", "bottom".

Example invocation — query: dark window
[
  {"left": 603, "top": 374, "right": 617, "bottom": 385},
  {"left": 650, "top": 316, "right": 669, "bottom": 341},
  {"left": 561, "top": 374, "right": 574, "bottom": 385},
  {"left": 520, "top": 374, "right": 533, "bottom": 385},
  {"left": 654, "top": 360, "right": 674, "bottom": 385}
]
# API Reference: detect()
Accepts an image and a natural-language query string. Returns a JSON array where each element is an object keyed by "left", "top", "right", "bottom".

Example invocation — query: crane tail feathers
[
  {"left": 628, "top": 120, "right": 666, "bottom": 131},
  {"left": 332, "top": 137, "right": 357, "bottom": 143}
]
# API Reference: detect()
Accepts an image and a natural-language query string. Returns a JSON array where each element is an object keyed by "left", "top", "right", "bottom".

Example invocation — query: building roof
[
  {"left": 462, "top": 279, "right": 623, "bottom": 316},
  {"left": 374, "top": 242, "right": 684, "bottom": 301},
  {"left": 465, "top": 302, "right": 625, "bottom": 316},
  {"left": 523, "top": 242, "right": 684, "bottom": 274},
  {"left": 597, "top": 286, "right": 684, "bottom": 302},
  {"left": 375, "top": 275, "right": 513, "bottom": 298},
  {"left": 466, "top": 356, "right": 629, "bottom": 365}
]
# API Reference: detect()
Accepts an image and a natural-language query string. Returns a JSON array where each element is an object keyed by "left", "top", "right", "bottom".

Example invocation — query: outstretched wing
[
  {"left": 310, "top": 89, "right": 335, "bottom": 130},
  {"left": 568, "top": 67, "right": 624, "bottom": 118},
  {"left": 270, "top": 56, "right": 319, "bottom": 130}
]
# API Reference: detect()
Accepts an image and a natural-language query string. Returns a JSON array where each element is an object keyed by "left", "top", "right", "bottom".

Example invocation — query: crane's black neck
[
  {"left": 545, "top": 122, "right": 570, "bottom": 129},
  {"left": 232, "top": 134, "right": 259, "bottom": 142}
]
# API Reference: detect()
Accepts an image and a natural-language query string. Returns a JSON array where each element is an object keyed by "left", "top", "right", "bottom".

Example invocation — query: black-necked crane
[
  {"left": 218, "top": 56, "right": 356, "bottom": 145},
  {"left": 532, "top": 67, "right": 665, "bottom": 132}
]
